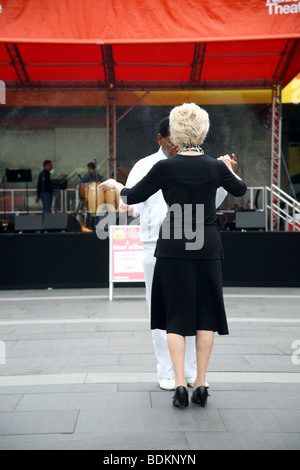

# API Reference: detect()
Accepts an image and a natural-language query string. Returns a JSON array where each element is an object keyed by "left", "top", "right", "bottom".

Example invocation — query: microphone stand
[
  {"left": 74, "top": 174, "right": 82, "bottom": 221},
  {"left": 1, "top": 174, "right": 8, "bottom": 231}
]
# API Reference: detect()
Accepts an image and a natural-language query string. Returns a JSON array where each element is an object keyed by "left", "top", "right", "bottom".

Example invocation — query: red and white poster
[{"left": 109, "top": 225, "right": 144, "bottom": 299}]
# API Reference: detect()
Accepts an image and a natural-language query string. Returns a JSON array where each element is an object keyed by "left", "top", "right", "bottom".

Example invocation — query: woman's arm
[
  {"left": 218, "top": 154, "right": 241, "bottom": 179},
  {"left": 217, "top": 158, "right": 247, "bottom": 197},
  {"left": 100, "top": 161, "right": 164, "bottom": 206}
]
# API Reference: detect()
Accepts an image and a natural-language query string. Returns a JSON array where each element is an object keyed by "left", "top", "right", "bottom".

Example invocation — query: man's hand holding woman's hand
[
  {"left": 218, "top": 153, "right": 237, "bottom": 172},
  {"left": 218, "top": 153, "right": 241, "bottom": 180},
  {"left": 99, "top": 179, "right": 124, "bottom": 194}
]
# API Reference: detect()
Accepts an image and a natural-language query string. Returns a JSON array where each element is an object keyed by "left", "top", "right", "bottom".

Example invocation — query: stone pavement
[{"left": 0, "top": 286, "right": 299, "bottom": 450}]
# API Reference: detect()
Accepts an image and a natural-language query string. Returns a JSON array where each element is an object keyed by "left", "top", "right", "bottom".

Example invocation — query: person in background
[
  {"left": 35, "top": 160, "right": 54, "bottom": 213},
  {"left": 80, "top": 162, "right": 103, "bottom": 184}
]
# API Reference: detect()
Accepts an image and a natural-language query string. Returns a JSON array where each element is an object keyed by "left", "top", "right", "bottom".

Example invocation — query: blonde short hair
[{"left": 169, "top": 103, "right": 210, "bottom": 148}]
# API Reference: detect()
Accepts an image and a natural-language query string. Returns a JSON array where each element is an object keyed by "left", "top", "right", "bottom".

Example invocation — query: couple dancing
[{"left": 100, "top": 103, "right": 247, "bottom": 409}]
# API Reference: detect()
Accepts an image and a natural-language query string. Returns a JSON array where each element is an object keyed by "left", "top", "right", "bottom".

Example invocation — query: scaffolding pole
[
  {"left": 106, "top": 90, "right": 117, "bottom": 179},
  {"left": 270, "top": 84, "right": 282, "bottom": 231}
]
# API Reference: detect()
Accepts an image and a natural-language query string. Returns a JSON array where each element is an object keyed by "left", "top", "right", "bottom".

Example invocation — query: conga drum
[
  {"left": 86, "top": 182, "right": 105, "bottom": 215},
  {"left": 105, "top": 188, "right": 120, "bottom": 213},
  {"left": 79, "top": 183, "right": 88, "bottom": 211}
]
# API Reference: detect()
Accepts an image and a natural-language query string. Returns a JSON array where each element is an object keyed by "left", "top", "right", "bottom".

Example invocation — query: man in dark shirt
[
  {"left": 35, "top": 160, "right": 54, "bottom": 213},
  {"left": 80, "top": 162, "right": 103, "bottom": 184}
]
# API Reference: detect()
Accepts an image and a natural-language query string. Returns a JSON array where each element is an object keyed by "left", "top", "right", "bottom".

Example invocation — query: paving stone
[
  {"left": 75, "top": 408, "right": 226, "bottom": 433},
  {"left": 0, "top": 411, "right": 78, "bottom": 435},
  {"left": 186, "top": 431, "right": 300, "bottom": 450},
  {"left": 15, "top": 391, "right": 151, "bottom": 412}
]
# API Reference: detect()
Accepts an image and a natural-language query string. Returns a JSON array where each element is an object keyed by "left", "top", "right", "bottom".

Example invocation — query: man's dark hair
[
  {"left": 158, "top": 117, "right": 170, "bottom": 138},
  {"left": 87, "top": 162, "right": 96, "bottom": 169},
  {"left": 43, "top": 160, "right": 52, "bottom": 168}
]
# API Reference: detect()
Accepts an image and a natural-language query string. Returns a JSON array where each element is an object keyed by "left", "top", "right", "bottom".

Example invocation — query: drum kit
[{"left": 78, "top": 181, "right": 120, "bottom": 230}]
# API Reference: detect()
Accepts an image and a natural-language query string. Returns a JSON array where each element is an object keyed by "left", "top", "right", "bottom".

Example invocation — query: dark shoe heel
[
  {"left": 191, "top": 386, "right": 210, "bottom": 407},
  {"left": 172, "top": 386, "right": 189, "bottom": 409}
]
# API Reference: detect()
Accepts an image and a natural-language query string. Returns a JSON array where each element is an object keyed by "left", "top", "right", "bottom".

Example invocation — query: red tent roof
[{"left": 0, "top": 0, "right": 299, "bottom": 91}]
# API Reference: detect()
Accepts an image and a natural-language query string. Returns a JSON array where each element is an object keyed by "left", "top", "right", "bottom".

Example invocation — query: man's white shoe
[
  {"left": 186, "top": 377, "right": 210, "bottom": 388},
  {"left": 158, "top": 378, "right": 176, "bottom": 390},
  {"left": 186, "top": 377, "right": 196, "bottom": 388}
]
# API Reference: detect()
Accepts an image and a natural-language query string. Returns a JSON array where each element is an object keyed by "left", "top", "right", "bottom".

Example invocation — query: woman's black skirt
[{"left": 151, "top": 257, "right": 229, "bottom": 336}]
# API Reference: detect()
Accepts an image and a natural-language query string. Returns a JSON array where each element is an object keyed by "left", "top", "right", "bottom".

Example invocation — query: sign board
[{"left": 109, "top": 225, "right": 144, "bottom": 300}]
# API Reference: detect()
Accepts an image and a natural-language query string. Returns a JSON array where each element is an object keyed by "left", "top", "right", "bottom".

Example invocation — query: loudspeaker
[
  {"left": 43, "top": 213, "right": 81, "bottom": 232},
  {"left": 14, "top": 213, "right": 81, "bottom": 233},
  {"left": 235, "top": 210, "right": 266, "bottom": 230},
  {"left": 6, "top": 169, "right": 32, "bottom": 183},
  {"left": 14, "top": 215, "right": 43, "bottom": 232}
]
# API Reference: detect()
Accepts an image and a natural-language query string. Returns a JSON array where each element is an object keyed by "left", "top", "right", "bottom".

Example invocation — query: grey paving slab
[
  {"left": 219, "top": 409, "right": 300, "bottom": 433},
  {"left": 75, "top": 408, "right": 227, "bottom": 434},
  {"left": 15, "top": 391, "right": 151, "bottom": 412},
  {"left": 186, "top": 432, "right": 300, "bottom": 450},
  {"left": 0, "top": 382, "right": 117, "bottom": 395},
  {"left": 0, "top": 395, "right": 23, "bottom": 412},
  {"left": 120, "top": 354, "right": 157, "bottom": 367},
  {"left": 0, "top": 411, "right": 78, "bottom": 435},
  {"left": 0, "top": 431, "right": 190, "bottom": 450}
]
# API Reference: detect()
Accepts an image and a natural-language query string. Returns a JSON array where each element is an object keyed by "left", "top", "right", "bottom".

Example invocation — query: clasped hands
[
  {"left": 99, "top": 179, "right": 123, "bottom": 194},
  {"left": 218, "top": 153, "right": 237, "bottom": 172}
]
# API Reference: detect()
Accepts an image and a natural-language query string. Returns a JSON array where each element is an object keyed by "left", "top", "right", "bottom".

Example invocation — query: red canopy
[{"left": 0, "top": 0, "right": 299, "bottom": 92}]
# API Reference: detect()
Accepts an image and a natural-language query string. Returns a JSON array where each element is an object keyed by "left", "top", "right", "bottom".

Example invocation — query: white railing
[
  {"left": 0, "top": 187, "right": 80, "bottom": 214},
  {"left": 247, "top": 186, "right": 265, "bottom": 210},
  {"left": 265, "top": 184, "right": 300, "bottom": 232},
  {"left": 227, "top": 185, "right": 299, "bottom": 232}
]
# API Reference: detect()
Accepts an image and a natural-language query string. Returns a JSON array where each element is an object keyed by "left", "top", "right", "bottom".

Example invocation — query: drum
[
  {"left": 105, "top": 188, "right": 120, "bottom": 213},
  {"left": 79, "top": 183, "right": 88, "bottom": 210},
  {"left": 86, "top": 182, "right": 105, "bottom": 215},
  {"left": 79, "top": 184, "right": 86, "bottom": 200}
]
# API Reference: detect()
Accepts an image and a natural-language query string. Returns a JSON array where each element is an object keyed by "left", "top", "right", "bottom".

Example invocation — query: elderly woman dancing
[{"left": 100, "top": 103, "right": 247, "bottom": 409}]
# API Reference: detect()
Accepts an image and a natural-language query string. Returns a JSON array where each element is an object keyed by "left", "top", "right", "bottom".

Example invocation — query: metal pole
[
  {"left": 270, "top": 83, "right": 282, "bottom": 231},
  {"left": 106, "top": 90, "right": 117, "bottom": 179}
]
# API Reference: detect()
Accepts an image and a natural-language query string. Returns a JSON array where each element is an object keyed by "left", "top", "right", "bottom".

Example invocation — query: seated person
[{"left": 81, "top": 162, "right": 103, "bottom": 184}]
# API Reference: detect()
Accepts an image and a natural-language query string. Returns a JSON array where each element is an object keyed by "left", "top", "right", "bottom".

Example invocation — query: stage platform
[{"left": 1, "top": 231, "right": 299, "bottom": 289}]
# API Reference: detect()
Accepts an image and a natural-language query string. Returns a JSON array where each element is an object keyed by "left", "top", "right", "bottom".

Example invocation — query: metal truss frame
[
  {"left": 270, "top": 84, "right": 282, "bottom": 231},
  {"left": 269, "top": 39, "right": 297, "bottom": 231},
  {"left": 101, "top": 45, "right": 117, "bottom": 179},
  {"left": 4, "top": 43, "right": 31, "bottom": 89},
  {"left": 4, "top": 78, "right": 275, "bottom": 92}
]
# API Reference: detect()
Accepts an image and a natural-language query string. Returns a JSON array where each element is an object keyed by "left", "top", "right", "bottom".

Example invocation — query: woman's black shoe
[
  {"left": 191, "top": 386, "right": 210, "bottom": 407},
  {"left": 172, "top": 386, "right": 189, "bottom": 409}
]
